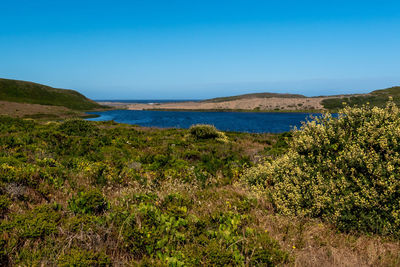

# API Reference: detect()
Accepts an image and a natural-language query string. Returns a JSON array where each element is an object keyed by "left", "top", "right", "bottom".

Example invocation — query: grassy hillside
[
  {"left": 203, "top": 92, "right": 306, "bottom": 103},
  {"left": 0, "top": 78, "right": 104, "bottom": 110},
  {"left": 322, "top": 86, "right": 400, "bottom": 111}
]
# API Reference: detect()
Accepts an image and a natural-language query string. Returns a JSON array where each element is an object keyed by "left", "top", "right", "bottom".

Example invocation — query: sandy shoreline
[{"left": 98, "top": 97, "right": 328, "bottom": 112}]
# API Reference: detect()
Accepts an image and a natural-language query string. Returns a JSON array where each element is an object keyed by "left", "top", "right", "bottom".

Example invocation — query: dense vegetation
[
  {"left": 2, "top": 107, "right": 400, "bottom": 265},
  {"left": 322, "top": 86, "right": 400, "bottom": 111},
  {"left": 189, "top": 124, "right": 229, "bottom": 142},
  {"left": 244, "top": 101, "right": 400, "bottom": 237},
  {"left": 0, "top": 78, "right": 105, "bottom": 110},
  {"left": 0, "top": 117, "right": 291, "bottom": 266}
]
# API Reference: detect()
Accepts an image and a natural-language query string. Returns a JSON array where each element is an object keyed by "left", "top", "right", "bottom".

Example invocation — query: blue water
[{"left": 86, "top": 110, "right": 323, "bottom": 133}]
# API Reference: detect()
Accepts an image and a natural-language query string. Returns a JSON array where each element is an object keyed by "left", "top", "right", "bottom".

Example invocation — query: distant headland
[{"left": 99, "top": 86, "right": 400, "bottom": 113}]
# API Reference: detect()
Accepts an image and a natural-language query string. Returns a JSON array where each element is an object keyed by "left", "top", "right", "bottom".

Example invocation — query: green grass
[
  {"left": 0, "top": 78, "right": 105, "bottom": 110},
  {"left": 322, "top": 86, "right": 400, "bottom": 111}
]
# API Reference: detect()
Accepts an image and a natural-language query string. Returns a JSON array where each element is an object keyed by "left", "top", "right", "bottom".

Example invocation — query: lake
[{"left": 86, "top": 110, "right": 323, "bottom": 133}]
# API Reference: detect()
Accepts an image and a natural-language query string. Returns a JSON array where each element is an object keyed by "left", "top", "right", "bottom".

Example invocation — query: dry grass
[
  {"left": 236, "top": 185, "right": 400, "bottom": 267},
  {"left": 6, "top": 167, "right": 400, "bottom": 266},
  {"left": 180, "top": 183, "right": 400, "bottom": 266},
  {"left": 0, "top": 101, "right": 86, "bottom": 119},
  {"left": 122, "top": 180, "right": 400, "bottom": 266},
  {"left": 118, "top": 97, "right": 326, "bottom": 111}
]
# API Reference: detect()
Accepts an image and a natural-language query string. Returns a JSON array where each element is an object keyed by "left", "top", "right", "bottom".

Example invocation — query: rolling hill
[
  {"left": 201, "top": 87, "right": 400, "bottom": 111},
  {"left": 202, "top": 92, "right": 306, "bottom": 103},
  {"left": 0, "top": 78, "right": 104, "bottom": 110},
  {"left": 321, "top": 86, "right": 400, "bottom": 111}
]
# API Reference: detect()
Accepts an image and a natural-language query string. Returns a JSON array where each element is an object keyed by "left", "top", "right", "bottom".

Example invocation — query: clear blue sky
[{"left": 1, "top": 0, "right": 400, "bottom": 99}]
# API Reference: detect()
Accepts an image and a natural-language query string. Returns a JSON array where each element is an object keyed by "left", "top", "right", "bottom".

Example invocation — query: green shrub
[
  {"left": 189, "top": 124, "right": 229, "bottom": 143},
  {"left": 0, "top": 194, "right": 11, "bottom": 214},
  {"left": 58, "top": 249, "right": 111, "bottom": 267},
  {"left": 58, "top": 119, "right": 96, "bottom": 136},
  {"left": 183, "top": 210, "right": 289, "bottom": 266},
  {"left": 0, "top": 116, "right": 35, "bottom": 133},
  {"left": 249, "top": 231, "right": 290, "bottom": 265},
  {"left": 191, "top": 239, "right": 240, "bottom": 266},
  {"left": 0, "top": 239, "right": 7, "bottom": 266},
  {"left": 65, "top": 214, "right": 99, "bottom": 232},
  {"left": 0, "top": 163, "right": 42, "bottom": 188},
  {"left": 189, "top": 124, "right": 220, "bottom": 139},
  {"left": 243, "top": 101, "right": 400, "bottom": 236},
  {"left": 68, "top": 189, "right": 108, "bottom": 214},
  {"left": 2, "top": 204, "right": 62, "bottom": 240},
  {"left": 161, "top": 193, "right": 192, "bottom": 216},
  {"left": 121, "top": 202, "right": 189, "bottom": 257}
]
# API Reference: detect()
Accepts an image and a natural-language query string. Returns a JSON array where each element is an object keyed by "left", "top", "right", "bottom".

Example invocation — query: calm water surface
[{"left": 86, "top": 110, "right": 322, "bottom": 133}]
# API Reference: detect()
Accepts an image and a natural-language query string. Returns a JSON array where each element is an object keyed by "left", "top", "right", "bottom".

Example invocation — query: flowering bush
[
  {"left": 243, "top": 101, "right": 400, "bottom": 236},
  {"left": 189, "top": 124, "right": 229, "bottom": 143},
  {"left": 189, "top": 124, "right": 220, "bottom": 139}
]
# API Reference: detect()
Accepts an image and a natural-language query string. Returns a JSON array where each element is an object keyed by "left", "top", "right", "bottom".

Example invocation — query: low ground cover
[{"left": 0, "top": 115, "right": 399, "bottom": 266}]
